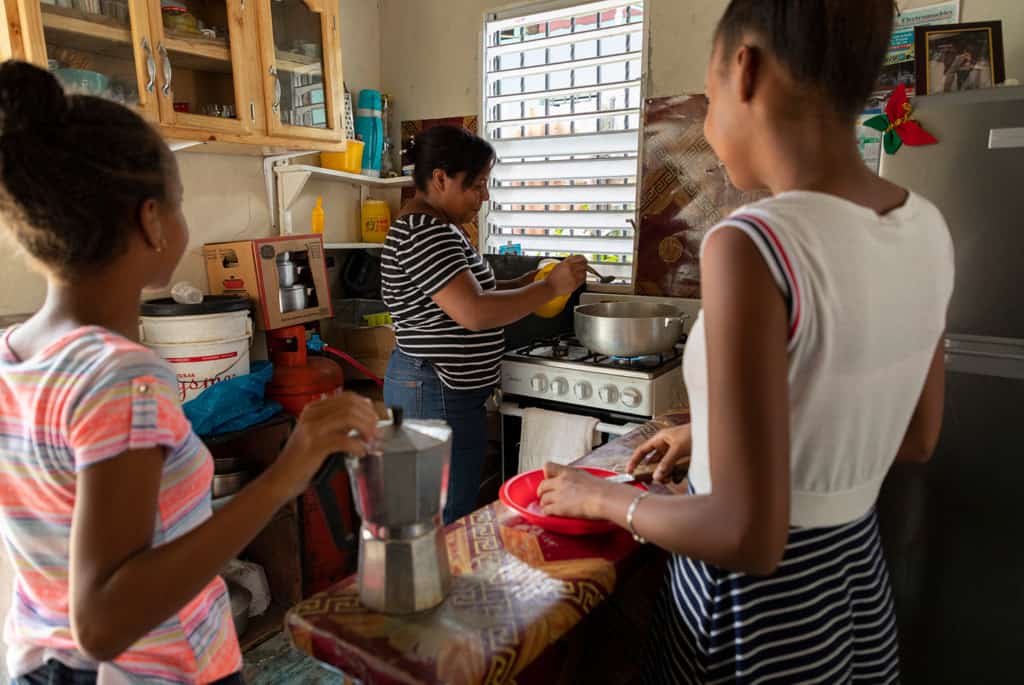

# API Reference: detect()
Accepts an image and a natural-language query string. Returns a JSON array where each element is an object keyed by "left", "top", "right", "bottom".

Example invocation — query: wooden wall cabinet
[{"left": 2, "top": 1, "right": 346, "bottom": 152}]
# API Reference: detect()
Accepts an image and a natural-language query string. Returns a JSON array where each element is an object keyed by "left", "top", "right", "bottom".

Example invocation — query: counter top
[{"left": 285, "top": 411, "right": 688, "bottom": 685}]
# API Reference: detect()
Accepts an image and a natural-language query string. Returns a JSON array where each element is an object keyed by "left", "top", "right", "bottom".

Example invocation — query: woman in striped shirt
[
  {"left": 0, "top": 62, "right": 378, "bottom": 684},
  {"left": 538, "top": 1, "right": 954, "bottom": 682},
  {"left": 382, "top": 126, "right": 586, "bottom": 523}
]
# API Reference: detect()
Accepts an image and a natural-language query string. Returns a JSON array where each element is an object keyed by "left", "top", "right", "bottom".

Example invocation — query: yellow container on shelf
[
  {"left": 321, "top": 140, "right": 365, "bottom": 174},
  {"left": 533, "top": 261, "right": 569, "bottom": 318},
  {"left": 360, "top": 200, "right": 391, "bottom": 243}
]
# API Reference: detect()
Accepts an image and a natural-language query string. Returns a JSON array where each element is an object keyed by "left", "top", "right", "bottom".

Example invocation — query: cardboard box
[
  {"left": 321, "top": 322, "right": 395, "bottom": 382},
  {"left": 204, "top": 235, "right": 334, "bottom": 330}
]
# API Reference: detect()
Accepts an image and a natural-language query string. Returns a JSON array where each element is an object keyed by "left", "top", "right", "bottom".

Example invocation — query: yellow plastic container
[
  {"left": 363, "top": 312, "right": 393, "bottom": 327},
  {"left": 360, "top": 200, "right": 391, "bottom": 243},
  {"left": 533, "top": 261, "right": 570, "bottom": 318},
  {"left": 321, "top": 140, "right": 365, "bottom": 174}
]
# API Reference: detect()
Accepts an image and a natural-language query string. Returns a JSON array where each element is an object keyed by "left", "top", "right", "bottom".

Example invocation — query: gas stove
[{"left": 501, "top": 333, "right": 688, "bottom": 419}]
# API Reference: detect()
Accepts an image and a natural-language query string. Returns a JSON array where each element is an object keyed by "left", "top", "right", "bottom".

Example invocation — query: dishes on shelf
[{"left": 54, "top": 68, "right": 108, "bottom": 95}]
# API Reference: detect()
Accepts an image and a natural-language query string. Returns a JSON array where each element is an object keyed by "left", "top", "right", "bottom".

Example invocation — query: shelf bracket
[
  {"left": 262, "top": 152, "right": 315, "bottom": 231},
  {"left": 276, "top": 169, "right": 312, "bottom": 234}
]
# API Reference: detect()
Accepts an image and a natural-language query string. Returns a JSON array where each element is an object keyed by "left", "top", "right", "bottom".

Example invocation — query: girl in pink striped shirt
[{"left": 0, "top": 61, "right": 377, "bottom": 684}]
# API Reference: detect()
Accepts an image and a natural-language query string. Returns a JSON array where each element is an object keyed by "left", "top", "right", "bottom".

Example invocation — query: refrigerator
[{"left": 878, "top": 85, "right": 1024, "bottom": 683}]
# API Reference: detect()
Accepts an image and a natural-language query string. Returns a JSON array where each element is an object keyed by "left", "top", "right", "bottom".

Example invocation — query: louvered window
[{"left": 483, "top": 0, "right": 644, "bottom": 283}]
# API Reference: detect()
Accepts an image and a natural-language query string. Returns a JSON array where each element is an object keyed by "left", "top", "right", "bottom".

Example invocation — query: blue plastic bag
[{"left": 183, "top": 361, "right": 282, "bottom": 437}]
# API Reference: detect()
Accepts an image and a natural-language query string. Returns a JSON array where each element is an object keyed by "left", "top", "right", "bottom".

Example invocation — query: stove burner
[
  {"left": 610, "top": 354, "right": 671, "bottom": 369},
  {"left": 552, "top": 339, "right": 571, "bottom": 358},
  {"left": 513, "top": 334, "right": 683, "bottom": 371}
]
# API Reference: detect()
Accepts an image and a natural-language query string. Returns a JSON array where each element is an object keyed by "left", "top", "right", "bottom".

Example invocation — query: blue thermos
[{"left": 355, "top": 90, "right": 383, "bottom": 177}]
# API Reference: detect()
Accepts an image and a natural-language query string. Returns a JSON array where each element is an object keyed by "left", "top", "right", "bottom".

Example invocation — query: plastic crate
[{"left": 332, "top": 298, "right": 389, "bottom": 328}]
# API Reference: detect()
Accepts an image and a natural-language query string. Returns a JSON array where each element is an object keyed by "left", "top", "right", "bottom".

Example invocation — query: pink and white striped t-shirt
[{"left": 0, "top": 326, "right": 241, "bottom": 683}]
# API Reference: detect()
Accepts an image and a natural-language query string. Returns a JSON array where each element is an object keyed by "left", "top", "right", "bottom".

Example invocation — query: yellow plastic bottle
[{"left": 311, "top": 196, "right": 325, "bottom": 234}]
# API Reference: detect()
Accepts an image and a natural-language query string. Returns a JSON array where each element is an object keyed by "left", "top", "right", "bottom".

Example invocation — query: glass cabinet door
[
  {"left": 147, "top": 0, "right": 253, "bottom": 135},
  {"left": 256, "top": 0, "right": 343, "bottom": 142},
  {"left": 24, "top": 0, "right": 159, "bottom": 120}
]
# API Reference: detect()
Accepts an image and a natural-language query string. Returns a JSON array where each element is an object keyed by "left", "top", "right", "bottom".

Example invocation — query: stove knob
[
  {"left": 573, "top": 382, "right": 592, "bottom": 400},
  {"left": 598, "top": 385, "right": 619, "bottom": 404},
  {"left": 622, "top": 388, "right": 642, "bottom": 409},
  {"left": 530, "top": 374, "right": 549, "bottom": 393},
  {"left": 551, "top": 377, "right": 569, "bottom": 396}
]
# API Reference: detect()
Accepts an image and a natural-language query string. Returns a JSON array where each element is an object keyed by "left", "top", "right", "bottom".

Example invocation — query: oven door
[{"left": 498, "top": 398, "right": 646, "bottom": 482}]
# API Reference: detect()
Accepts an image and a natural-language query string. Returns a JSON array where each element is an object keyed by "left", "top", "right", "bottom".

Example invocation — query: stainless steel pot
[
  {"left": 575, "top": 302, "right": 690, "bottom": 356},
  {"left": 279, "top": 284, "right": 307, "bottom": 313},
  {"left": 276, "top": 259, "right": 297, "bottom": 287}
]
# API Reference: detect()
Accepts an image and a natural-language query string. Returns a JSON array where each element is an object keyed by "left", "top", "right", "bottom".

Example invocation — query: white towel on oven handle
[{"left": 518, "top": 407, "right": 600, "bottom": 474}]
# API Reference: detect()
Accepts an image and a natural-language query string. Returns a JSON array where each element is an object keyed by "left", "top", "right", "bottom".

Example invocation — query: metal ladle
[{"left": 587, "top": 265, "right": 615, "bottom": 284}]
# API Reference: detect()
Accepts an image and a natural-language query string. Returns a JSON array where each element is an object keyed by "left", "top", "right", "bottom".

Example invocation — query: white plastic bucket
[
  {"left": 146, "top": 335, "right": 252, "bottom": 403},
  {"left": 139, "top": 296, "right": 253, "bottom": 403},
  {"left": 139, "top": 310, "right": 252, "bottom": 345}
]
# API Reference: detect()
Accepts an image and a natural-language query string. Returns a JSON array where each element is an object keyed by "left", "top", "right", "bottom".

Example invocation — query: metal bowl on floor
[{"left": 212, "top": 471, "right": 248, "bottom": 498}]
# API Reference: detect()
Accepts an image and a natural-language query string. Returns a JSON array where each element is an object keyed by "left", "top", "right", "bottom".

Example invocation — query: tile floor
[{"left": 243, "top": 633, "right": 346, "bottom": 684}]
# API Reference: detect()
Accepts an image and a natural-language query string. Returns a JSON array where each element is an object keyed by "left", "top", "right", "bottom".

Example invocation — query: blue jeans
[{"left": 383, "top": 350, "right": 493, "bottom": 524}]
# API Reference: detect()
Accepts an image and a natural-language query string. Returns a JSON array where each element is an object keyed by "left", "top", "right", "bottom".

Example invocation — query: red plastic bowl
[{"left": 499, "top": 467, "right": 646, "bottom": 536}]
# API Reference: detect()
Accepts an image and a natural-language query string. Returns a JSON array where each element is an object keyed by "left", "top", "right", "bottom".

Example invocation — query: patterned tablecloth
[{"left": 285, "top": 412, "right": 689, "bottom": 685}]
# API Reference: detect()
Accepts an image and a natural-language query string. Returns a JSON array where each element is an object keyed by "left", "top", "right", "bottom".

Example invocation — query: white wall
[{"left": 380, "top": 0, "right": 1024, "bottom": 126}]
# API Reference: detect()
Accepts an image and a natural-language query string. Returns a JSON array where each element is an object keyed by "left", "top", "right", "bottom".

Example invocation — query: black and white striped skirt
[{"left": 644, "top": 508, "right": 900, "bottom": 684}]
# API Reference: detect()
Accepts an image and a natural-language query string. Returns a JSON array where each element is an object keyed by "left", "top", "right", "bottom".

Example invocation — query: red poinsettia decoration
[{"left": 864, "top": 85, "right": 938, "bottom": 154}]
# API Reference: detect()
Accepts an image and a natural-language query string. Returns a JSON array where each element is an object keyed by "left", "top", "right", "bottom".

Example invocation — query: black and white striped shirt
[{"left": 381, "top": 213, "right": 503, "bottom": 391}]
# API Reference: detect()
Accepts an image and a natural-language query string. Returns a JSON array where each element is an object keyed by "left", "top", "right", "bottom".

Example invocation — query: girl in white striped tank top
[{"left": 537, "top": 1, "right": 954, "bottom": 682}]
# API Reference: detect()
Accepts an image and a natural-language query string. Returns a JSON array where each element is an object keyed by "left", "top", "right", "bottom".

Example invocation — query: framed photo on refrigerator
[{"left": 914, "top": 21, "right": 1005, "bottom": 95}]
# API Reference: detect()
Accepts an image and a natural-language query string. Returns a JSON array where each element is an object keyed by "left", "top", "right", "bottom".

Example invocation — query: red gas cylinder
[
  {"left": 265, "top": 325, "right": 356, "bottom": 591},
  {"left": 265, "top": 325, "right": 343, "bottom": 416}
]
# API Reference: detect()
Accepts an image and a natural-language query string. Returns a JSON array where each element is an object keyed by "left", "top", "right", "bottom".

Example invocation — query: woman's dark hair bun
[
  {"left": 0, "top": 61, "right": 68, "bottom": 137},
  {"left": 0, "top": 60, "right": 171, "bottom": 274}
]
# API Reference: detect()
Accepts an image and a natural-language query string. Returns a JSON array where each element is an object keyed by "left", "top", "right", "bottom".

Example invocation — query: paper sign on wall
[{"left": 872, "top": 1, "right": 961, "bottom": 102}]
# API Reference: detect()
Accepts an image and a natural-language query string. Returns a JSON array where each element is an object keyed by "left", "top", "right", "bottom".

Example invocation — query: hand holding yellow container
[
  {"left": 533, "top": 255, "right": 589, "bottom": 318},
  {"left": 533, "top": 261, "right": 568, "bottom": 318}
]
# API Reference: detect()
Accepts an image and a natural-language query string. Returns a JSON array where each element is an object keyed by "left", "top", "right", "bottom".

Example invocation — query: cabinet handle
[
  {"left": 158, "top": 43, "right": 173, "bottom": 97},
  {"left": 141, "top": 37, "right": 154, "bottom": 92},
  {"left": 269, "top": 65, "right": 281, "bottom": 113}
]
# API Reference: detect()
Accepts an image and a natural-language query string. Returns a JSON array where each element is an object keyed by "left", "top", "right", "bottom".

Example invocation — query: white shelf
[
  {"left": 267, "top": 156, "right": 412, "bottom": 236},
  {"left": 276, "top": 164, "right": 413, "bottom": 189},
  {"left": 324, "top": 242, "right": 386, "bottom": 250}
]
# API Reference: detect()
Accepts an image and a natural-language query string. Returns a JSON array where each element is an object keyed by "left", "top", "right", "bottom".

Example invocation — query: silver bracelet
[{"left": 626, "top": 491, "right": 650, "bottom": 544}]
